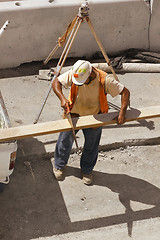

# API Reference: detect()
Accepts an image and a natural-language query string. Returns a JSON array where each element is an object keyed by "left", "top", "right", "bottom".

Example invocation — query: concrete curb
[{"left": 17, "top": 135, "right": 160, "bottom": 160}]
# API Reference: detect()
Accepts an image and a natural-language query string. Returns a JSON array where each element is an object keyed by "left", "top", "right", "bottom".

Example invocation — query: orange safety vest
[{"left": 68, "top": 68, "right": 109, "bottom": 113}]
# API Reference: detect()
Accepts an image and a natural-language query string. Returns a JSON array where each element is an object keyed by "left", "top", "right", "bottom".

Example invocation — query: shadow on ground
[
  {"left": 0, "top": 157, "right": 160, "bottom": 240},
  {"left": 0, "top": 58, "right": 80, "bottom": 79},
  {"left": 103, "top": 119, "right": 155, "bottom": 131}
]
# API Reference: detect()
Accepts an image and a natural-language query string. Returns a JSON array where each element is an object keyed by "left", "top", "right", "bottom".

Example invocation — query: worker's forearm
[
  {"left": 120, "top": 87, "right": 130, "bottom": 113},
  {"left": 52, "top": 77, "right": 70, "bottom": 113},
  {"left": 118, "top": 87, "right": 130, "bottom": 124},
  {"left": 52, "top": 77, "right": 65, "bottom": 102}
]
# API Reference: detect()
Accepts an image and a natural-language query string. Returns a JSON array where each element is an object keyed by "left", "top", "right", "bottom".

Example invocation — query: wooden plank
[{"left": 0, "top": 106, "right": 160, "bottom": 142}]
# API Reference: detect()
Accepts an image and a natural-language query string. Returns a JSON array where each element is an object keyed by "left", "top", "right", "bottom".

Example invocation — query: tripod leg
[
  {"left": 58, "top": 17, "right": 82, "bottom": 69},
  {"left": 86, "top": 17, "right": 119, "bottom": 82},
  {"left": 34, "top": 77, "right": 55, "bottom": 124},
  {"left": 34, "top": 17, "right": 83, "bottom": 124},
  {"left": 57, "top": 16, "right": 81, "bottom": 67},
  {"left": 43, "top": 16, "right": 78, "bottom": 65},
  {"left": 43, "top": 43, "right": 59, "bottom": 65}
]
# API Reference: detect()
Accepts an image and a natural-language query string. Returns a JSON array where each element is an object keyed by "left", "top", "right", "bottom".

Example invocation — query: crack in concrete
[{"left": 143, "top": 0, "right": 152, "bottom": 50}]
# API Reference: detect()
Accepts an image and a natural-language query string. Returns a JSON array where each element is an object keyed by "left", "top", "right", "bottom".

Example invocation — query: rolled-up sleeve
[
  {"left": 105, "top": 75, "right": 124, "bottom": 97},
  {"left": 58, "top": 70, "right": 73, "bottom": 88}
]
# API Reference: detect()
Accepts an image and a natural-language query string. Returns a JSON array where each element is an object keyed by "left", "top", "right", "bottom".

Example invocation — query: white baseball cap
[{"left": 72, "top": 60, "right": 92, "bottom": 85}]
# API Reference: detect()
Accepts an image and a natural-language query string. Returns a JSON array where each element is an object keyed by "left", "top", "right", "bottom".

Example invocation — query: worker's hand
[
  {"left": 117, "top": 111, "right": 126, "bottom": 125},
  {"left": 61, "top": 97, "right": 70, "bottom": 114}
]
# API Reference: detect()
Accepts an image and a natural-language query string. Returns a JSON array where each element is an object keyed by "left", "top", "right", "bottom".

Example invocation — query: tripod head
[{"left": 78, "top": 1, "right": 89, "bottom": 18}]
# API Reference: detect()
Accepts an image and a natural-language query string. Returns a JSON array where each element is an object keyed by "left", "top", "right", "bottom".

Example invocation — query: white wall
[{"left": 0, "top": 0, "right": 151, "bottom": 69}]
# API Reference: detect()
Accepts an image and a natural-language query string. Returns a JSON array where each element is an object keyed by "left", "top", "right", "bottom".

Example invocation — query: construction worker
[{"left": 52, "top": 60, "right": 130, "bottom": 185}]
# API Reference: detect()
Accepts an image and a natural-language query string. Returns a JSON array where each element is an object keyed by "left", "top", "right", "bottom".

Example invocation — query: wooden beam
[{"left": 0, "top": 106, "right": 160, "bottom": 142}]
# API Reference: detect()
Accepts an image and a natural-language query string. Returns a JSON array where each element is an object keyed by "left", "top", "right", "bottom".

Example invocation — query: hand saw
[{"left": 65, "top": 104, "right": 79, "bottom": 150}]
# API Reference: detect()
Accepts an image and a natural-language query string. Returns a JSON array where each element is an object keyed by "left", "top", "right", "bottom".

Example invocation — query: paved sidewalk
[{"left": 0, "top": 63, "right": 160, "bottom": 240}]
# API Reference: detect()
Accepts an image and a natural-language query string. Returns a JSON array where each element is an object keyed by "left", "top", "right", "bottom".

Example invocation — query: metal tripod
[{"left": 34, "top": 0, "right": 120, "bottom": 124}]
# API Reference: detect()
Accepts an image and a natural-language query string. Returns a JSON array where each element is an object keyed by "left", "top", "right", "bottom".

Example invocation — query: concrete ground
[{"left": 0, "top": 60, "right": 160, "bottom": 240}]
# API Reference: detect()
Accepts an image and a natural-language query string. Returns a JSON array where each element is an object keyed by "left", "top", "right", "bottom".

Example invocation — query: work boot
[
  {"left": 50, "top": 158, "right": 63, "bottom": 180},
  {"left": 82, "top": 172, "right": 93, "bottom": 185}
]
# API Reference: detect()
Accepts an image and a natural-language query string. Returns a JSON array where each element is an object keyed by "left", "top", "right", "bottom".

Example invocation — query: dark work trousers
[{"left": 54, "top": 127, "right": 102, "bottom": 174}]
